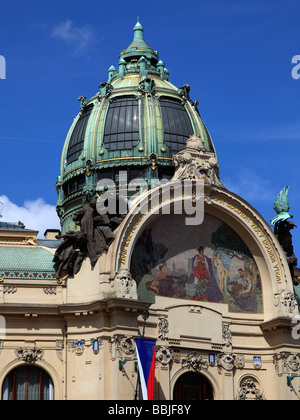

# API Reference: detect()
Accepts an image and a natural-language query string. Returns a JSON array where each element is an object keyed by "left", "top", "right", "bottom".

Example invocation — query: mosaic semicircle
[{"left": 130, "top": 214, "right": 263, "bottom": 313}]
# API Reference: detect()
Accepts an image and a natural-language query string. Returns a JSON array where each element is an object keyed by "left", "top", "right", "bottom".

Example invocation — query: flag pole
[{"left": 134, "top": 308, "right": 150, "bottom": 400}]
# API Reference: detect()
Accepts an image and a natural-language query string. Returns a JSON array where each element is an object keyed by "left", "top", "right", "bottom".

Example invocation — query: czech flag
[{"left": 135, "top": 338, "right": 156, "bottom": 400}]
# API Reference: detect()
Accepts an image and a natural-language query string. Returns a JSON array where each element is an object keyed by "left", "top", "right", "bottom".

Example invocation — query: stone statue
[{"left": 271, "top": 186, "right": 297, "bottom": 284}]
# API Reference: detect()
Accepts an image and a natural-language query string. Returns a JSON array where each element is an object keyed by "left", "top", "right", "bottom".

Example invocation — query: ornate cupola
[{"left": 56, "top": 20, "right": 220, "bottom": 234}]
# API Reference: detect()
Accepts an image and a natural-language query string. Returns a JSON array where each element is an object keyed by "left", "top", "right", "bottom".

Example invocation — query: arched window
[
  {"left": 103, "top": 96, "right": 139, "bottom": 151},
  {"left": 160, "top": 97, "right": 194, "bottom": 152},
  {"left": 173, "top": 372, "right": 214, "bottom": 400},
  {"left": 67, "top": 104, "right": 94, "bottom": 164},
  {"left": 2, "top": 366, "right": 54, "bottom": 400}
]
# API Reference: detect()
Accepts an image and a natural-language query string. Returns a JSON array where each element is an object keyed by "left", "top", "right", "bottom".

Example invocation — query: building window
[
  {"left": 103, "top": 96, "right": 139, "bottom": 151},
  {"left": 160, "top": 97, "right": 194, "bottom": 152},
  {"left": 63, "top": 174, "right": 86, "bottom": 197},
  {"left": 2, "top": 366, "right": 54, "bottom": 400},
  {"left": 67, "top": 104, "right": 94, "bottom": 164}
]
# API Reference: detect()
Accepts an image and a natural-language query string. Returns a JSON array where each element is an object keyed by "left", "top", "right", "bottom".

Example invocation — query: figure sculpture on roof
[
  {"left": 53, "top": 231, "right": 87, "bottom": 279},
  {"left": 73, "top": 198, "right": 120, "bottom": 267},
  {"left": 53, "top": 196, "right": 126, "bottom": 278},
  {"left": 271, "top": 186, "right": 297, "bottom": 284},
  {"left": 271, "top": 186, "right": 293, "bottom": 227}
]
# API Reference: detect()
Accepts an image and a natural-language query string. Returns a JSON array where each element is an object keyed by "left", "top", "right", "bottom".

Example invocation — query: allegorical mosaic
[{"left": 130, "top": 214, "right": 263, "bottom": 313}]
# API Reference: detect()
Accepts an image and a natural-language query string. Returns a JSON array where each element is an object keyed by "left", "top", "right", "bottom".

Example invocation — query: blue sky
[{"left": 0, "top": 0, "right": 299, "bottom": 261}]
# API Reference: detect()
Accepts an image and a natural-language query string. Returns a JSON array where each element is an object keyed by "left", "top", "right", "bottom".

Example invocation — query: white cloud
[
  {"left": 51, "top": 20, "right": 94, "bottom": 57},
  {"left": 0, "top": 195, "right": 60, "bottom": 238}
]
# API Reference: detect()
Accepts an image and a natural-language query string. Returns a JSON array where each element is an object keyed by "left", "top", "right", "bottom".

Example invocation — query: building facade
[{"left": 0, "top": 21, "right": 299, "bottom": 401}]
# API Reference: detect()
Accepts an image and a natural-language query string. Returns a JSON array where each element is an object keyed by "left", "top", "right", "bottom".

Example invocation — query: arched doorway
[
  {"left": 2, "top": 365, "right": 54, "bottom": 400},
  {"left": 173, "top": 372, "right": 214, "bottom": 400}
]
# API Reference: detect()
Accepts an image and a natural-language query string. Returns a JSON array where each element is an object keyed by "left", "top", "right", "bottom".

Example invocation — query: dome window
[
  {"left": 103, "top": 96, "right": 139, "bottom": 151},
  {"left": 63, "top": 174, "right": 85, "bottom": 197},
  {"left": 67, "top": 104, "right": 94, "bottom": 165},
  {"left": 160, "top": 97, "right": 194, "bottom": 151}
]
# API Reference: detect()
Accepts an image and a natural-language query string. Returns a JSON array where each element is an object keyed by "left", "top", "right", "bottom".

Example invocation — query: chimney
[{"left": 44, "top": 229, "right": 61, "bottom": 240}]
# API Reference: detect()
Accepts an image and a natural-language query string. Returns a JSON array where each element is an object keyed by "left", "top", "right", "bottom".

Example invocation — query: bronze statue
[
  {"left": 271, "top": 186, "right": 298, "bottom": 284},
  {"left": 274, "top": 220, "right": 298, "bottom": 284},
  {"left": 73, "top": 199, "right": 111, "bottom": 267},
  {"left": 53, "top": 231, "right": 87, "bottom": 279},
  {"left": 53, "top": 195, "right": 126, "bottom": 278}
]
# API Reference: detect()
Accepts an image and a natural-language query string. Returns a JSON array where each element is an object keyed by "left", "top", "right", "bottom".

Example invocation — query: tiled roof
[
  {"left": 0, "top": 221, "right": 33, "bottom": 231},
  {"left": 0, "top": 246, "right": 56, "bottom": 280},
  {"left": 36, "top": 239, "right": 62, "bottom": 249}
]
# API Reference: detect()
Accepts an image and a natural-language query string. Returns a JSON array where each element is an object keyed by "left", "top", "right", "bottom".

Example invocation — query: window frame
[
  {"left": 67, "top": 104, "right": 94, "bottom": 165},
  {"left": 159, "top": 97, "right": 194, "bottom": 152},
  {"left": 103, "top": 96, "right": 140, "bottom": 151},
  {"left": 2, "top": 365, "right": 54, "bottom": 401}
]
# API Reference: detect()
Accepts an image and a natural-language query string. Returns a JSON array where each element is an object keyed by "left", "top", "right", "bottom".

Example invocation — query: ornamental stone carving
[
  {"left": 288, "top": 354, "right": 300, "bottom": 371},
  {"left": 274, "top": 290, "right": 297, "bottom": 315},
  {"left": 114, "top": 269, "right": 137, "bottom": 299},
  {"left": 56, "top": 340, "right": 64, "bottom": 362},
  {"left": 109, "top": 335, "right": 136, "bottom": 359},
  {"left": 217, "top": 353, "right": 236, "bottom": 373},
  {"left": 156, "top": 346, "right": 172, "bottom": 366},
  {"left": 15, "top": 347, "right": 44, "bottom": 363},
  {"left": 172, "top": 135, "right": 223, "bottom": 189},
  {"left": 182, "top": 352, "right": 208, "bottom": 372},
  {"left": 44, "top": 287, "right": 57, "bottom": 295},
  {"left": 222, "top": 322, "right": 232, "bottom": 347},
  {"left": 3, "top": 286, "right": 17, "bottom": 294},
  {"left": 273, "top": 352, "right": 300, "bottom": 376},
  {"left": 235, "top": 378, "right": 265, "bottom": 400},
  {"left": 158, "top": 315, "right": 169, "bottom": 341}
]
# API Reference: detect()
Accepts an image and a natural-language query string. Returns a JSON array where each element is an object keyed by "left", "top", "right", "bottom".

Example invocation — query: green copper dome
[{"left": 56, "top": 20, "right": 219, "bottom": 234}]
